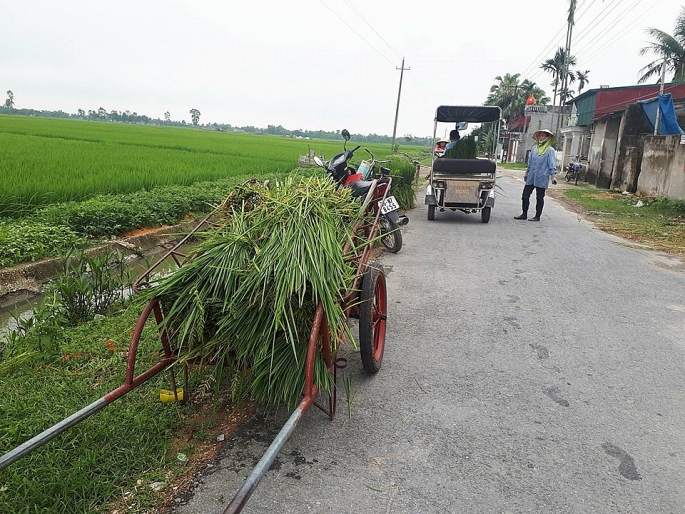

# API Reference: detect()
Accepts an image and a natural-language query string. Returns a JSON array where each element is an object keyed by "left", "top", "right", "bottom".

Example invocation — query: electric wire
[
  {"left": 316, "top": 0, "right": 397, "bottom": 66},
  {"left": 341, "top": 0, "right": 403, "bottom": 60},
  {"left": 573, "top": 0, "right": 645, "bottom": 57},
  {"left": 519, "top": 0, "right": 591, "bottom": 80},
  {"left": 581, "top": 0, "right": 667, "bottom": 66},
  {"left": 571, "top": 0, "right": 626, "bottom": 48},
  {"left": 526, "top": 0, "right": 644, "bottom": 88}
]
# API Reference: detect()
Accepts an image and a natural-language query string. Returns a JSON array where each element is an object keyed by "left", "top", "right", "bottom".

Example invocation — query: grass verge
[
  {"left": 0, "top": 296, "right": 246, "bottom": 514},
  {"left": 554, "top": 187, "right": 685, "bottom": 254}
]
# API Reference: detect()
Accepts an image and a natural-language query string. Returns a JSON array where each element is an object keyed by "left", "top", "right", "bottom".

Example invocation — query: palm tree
[
  {"left": 486, "top": 74, "right": 550, "bottom": 127},
  {"left": 486, "top": 74, "right": 549, "bottom": 124},
  {"left": 486, "top": 73, "right": 524, "bottom": 124},
  {"left": 638, "top": 7, "right": 685, "bottom": 83},
  {"left": 541, "top": 47, "right": 577, "bottom": 112},
  {"left": 576, "top": 70, "right": 590, "bottom": 94}
]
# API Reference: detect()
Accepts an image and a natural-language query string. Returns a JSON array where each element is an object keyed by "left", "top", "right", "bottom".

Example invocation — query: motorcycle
[
  {"left": 565, "top": 159, "right": 581, "bottom": 185},
  {"left": 313, "top": 129, "right": 407, "bottom": 253}
]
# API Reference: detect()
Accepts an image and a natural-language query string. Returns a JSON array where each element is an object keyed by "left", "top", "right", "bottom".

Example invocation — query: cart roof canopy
[{"left": 435, "top": 105, "right": 501, "bottom": 123}]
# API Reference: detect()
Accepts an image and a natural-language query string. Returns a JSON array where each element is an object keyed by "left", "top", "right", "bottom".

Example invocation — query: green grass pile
[
  {"left": 387, "top": 154, "right": 417, "bottom": 210},
  {"left": 147, "top": 177, "right": 366, "bottom": 409},
  {"left": 444, "top": 135, "right": 478, "bottom": 159}
]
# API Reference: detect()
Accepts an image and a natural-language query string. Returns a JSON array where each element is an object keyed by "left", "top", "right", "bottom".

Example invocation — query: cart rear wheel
[
  {"left": 379, "top": 216, "right": 402, "bottom": 253},
  {"left": 359, "top": 262, "right": 386, "bottom": 373},
  {"left": 481, "top": 206, "right": 491, "bottom": 223},
  {"left": 427, "top": 205, "right": 435, "bottom": 220}
]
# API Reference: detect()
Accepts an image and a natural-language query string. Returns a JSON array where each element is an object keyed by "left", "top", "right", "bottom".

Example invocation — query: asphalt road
[{"left": 174, "top": 170, "right": 685, "bottom": 514}]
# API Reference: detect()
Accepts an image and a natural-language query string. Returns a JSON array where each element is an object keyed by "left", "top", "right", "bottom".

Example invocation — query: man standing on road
[{"left": 514, "top": 128, "right": 557, "bottom": 222}]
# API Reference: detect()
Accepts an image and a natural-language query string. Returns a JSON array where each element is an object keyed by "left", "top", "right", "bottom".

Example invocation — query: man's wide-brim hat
[{"left": 533, "top": 129, "right": 556, "bottom": 145}]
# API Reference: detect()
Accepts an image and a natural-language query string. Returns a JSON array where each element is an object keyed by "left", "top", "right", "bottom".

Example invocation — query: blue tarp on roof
[{"left": 638, "top": 93, "right": 684, "bottom": 135}]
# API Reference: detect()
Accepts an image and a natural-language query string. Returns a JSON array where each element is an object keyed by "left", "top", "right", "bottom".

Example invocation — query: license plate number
[{"left": 380, "top": 196, "right": 400, "bottom": 214}]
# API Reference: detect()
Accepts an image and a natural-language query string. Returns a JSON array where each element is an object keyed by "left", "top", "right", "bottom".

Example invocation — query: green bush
[
  {"left": 388, "top": 154, "right": 417, "bottom": 210},
  {"left": 35, "top": 178, "right": 251, "bottom": 237},
  {"left": 0, "top": 219, "right": 87, "bottom": 267}
]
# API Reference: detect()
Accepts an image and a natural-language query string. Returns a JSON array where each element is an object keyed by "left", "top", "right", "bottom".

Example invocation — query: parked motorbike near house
[{"left": 565, "top": 159, "right": 581, "bottom": 185}]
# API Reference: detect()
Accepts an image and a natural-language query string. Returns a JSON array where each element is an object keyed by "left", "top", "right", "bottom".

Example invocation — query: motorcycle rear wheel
[{"left": 379, "top": 216, "right": 402, "bottom": 253}]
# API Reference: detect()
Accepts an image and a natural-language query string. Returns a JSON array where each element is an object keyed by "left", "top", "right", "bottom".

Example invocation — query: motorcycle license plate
[{"left": 380, "top": 196, "right": 400, "bottom": 214}]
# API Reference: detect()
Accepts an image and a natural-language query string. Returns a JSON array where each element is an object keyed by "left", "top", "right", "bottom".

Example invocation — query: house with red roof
[{"left": 562, "top": 83, "right": 685, "bottom": 194}]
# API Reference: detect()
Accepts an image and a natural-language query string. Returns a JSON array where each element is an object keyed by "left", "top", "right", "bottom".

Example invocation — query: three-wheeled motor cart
[{"left": 425, "top": 105, "right": 502, "bottom": 223}]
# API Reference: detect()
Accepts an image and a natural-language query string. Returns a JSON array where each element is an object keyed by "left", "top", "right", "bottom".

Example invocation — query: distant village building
[
  {"left": 563, "top": 83, "right": 685, "bottom": 193},
  {"left": 503, "top": 104, "right": 563, "bottom": 164},
  {"left": 502, "top": 83, "right": 685, "bottom": 199}
]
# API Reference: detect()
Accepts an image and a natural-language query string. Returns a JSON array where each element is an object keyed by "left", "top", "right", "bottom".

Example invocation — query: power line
[
  {"left": 519, "top": 26, "right": 566, "bottom": 79},
  {"left": 519, "top": 0, "right": 591, "bottom": 80},
  {"left": 580, "top": 0, "right": 664, "bottom": 66},
  {"left": 526, "top": 0, "right": 639, "bottom": 87},
  {"left": 341, "top": 0, "right": 403, "bottom": 60},
  {"left": 572, "top": 0, "right": 638, "bottom": 51},
  {"left": 316, "top": 0, "right": 396, "bottom": 66}
]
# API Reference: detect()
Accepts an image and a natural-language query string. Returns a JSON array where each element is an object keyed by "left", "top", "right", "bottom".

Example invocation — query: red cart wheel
[{"left": 359, "top": 262, "right": 387, "bottom": 373}]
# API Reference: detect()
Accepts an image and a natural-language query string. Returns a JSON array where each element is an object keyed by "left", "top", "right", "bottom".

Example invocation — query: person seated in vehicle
[
  {"left": 444, "top": 129, "right": 460, "bottom": 152},
  {"left": 444, "top": 133, "right": 477, "bottom": 159},
  {"left": 434, "top": 139, "right": 448, "bottom": 157}
]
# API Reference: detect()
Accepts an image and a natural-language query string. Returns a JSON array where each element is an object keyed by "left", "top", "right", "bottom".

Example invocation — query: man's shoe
[
  {"left": 514, "top": 214, "right": 527, "bottom": 220},
  {"left": 528, "top": 216, "right": 540, "bottom": 222}
]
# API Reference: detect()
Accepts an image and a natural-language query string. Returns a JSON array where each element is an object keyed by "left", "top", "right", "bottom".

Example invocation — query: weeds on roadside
[
  {"left": 561, "top": 189, "right": 685, "bottom": 254},
  {"left": 1, "top": 249, "right": 133, "bottom": 363},
  {"left": 53, "top": 248, "right": 133, "bottom": 325}
]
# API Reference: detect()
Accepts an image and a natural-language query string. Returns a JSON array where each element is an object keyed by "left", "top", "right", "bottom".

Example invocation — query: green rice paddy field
[{"left": 0, "top": 116, "right": 399, "bottom": 216}]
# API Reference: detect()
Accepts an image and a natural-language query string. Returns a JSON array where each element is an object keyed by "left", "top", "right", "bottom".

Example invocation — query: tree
[
  {"left": 638, "top": 7, "right": 685, "bottom": 83},
  {"left": 4, "top": 90, "right": 14, "bottom": 109},
  {"left": 190, "top": 108, "right": 201, "bottom": 126},
  {"left": 77, "top": 108, "right": 85, "bottom": 117},
  {"left": 541, "top": 47, "right": 576, "bottom": 137},
  {"left": 486, "top": 73, "right": 525, "bottom": 125},
  {"left": 485, "top": 73, "right": 549, "bottom": 126},
  {"left": 164, "top": 111, "right": 171, "bottom": 122},
  {"left": 541, "top": 47, "right": 576, "bottom": 113},
  {"left": 576, "top": 70, "right": 590, "bottom": 94}
]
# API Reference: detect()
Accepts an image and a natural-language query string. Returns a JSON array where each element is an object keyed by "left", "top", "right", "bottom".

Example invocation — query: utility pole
[
  {"left": 557, "top": 0, "right": 576, "bottom": 143},
  {"left": 654, "top": 56, "right": 667, "bottom": 135},
  {"left": 391, "top": 57, "right": 410, "bottom": 153}
]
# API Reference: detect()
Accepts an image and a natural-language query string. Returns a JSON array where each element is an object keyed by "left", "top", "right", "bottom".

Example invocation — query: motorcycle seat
[{"left": 347, "top": 179, "right": 374, "bottom": 198}]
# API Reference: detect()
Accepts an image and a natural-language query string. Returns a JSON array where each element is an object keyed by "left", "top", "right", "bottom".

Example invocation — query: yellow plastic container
[{"left": 159, "top": 388, "right": 184, "bottom": 403}]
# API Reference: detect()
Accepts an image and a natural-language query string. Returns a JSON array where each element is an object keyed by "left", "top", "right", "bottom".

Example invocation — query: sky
[{"left": 2, "top": 0, "right": 684, "bottom": 138}]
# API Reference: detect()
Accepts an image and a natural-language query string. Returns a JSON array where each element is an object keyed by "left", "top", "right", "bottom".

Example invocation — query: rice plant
[{"left": 0, "top": 116, "right": 403, "bottom": 217}]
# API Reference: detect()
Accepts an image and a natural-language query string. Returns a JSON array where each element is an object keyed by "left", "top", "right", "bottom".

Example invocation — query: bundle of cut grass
[
  {"left": 387, "top": 155, "right": 417, "bottom": 210},
  {"left": 444, "top": 135, "right": 478, "bottom": 159},
  {"left": 147, "top": 177, "right": 366, "bottom": 409}
]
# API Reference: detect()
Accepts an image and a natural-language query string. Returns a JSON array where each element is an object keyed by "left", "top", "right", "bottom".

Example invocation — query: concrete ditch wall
[{"left": 0, "top": 221, "right": 197, "bottom": 308}]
